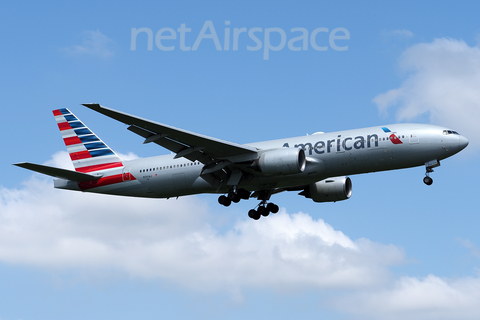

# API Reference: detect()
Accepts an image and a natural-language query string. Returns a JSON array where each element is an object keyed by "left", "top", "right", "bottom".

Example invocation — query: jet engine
[
  {"left": 257, "top": 148, "right": 306, "bottom": 175},
  {"left": 301, "top": 176, "right": 352, "bottom": 203}
]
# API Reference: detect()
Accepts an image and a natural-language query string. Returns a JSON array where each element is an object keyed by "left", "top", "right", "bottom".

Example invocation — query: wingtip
[
  {"left": 82, "top": 103, "right": 102, "bottom": 109},
  {"left": 13, "top": 162, "right": 33, "bottom": 169}
]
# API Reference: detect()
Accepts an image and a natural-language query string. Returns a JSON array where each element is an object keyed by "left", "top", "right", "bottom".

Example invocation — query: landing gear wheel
[
  {"left": 218, "top": 195, "right": 227, "bottom": 205},
  {"left": 258, "top": 206, "right": 270, "bottom": 217},
  {"left": 267, "top": 203, "right": 279, "bottom": 214},
  {"left": 423, "top": 176, "right": 433, "bottom": 186},
  {"left": 248, "top": 209, "right": 260, "bottom": 220},
  {"left": 218, "top": 195, "right": 231, "bottom": 206},
  {"left": 227, "top": 190, "right": 242, "bottom": 203},
  {"left": 232, "top": 194, "right": 241, "bottom": 203}
]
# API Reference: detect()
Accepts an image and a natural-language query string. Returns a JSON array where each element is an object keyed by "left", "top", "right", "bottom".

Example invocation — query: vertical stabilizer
[{"left": 53, "top": 108, "right": 123, "bottom": 173}]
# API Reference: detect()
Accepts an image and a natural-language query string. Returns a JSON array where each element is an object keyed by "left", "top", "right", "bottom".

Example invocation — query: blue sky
[{"left": 1, "top": 1, "right": 480, "bottom": 319}]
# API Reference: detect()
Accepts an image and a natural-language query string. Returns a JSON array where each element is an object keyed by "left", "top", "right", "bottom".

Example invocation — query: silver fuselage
[{"left": 57, "top": 123, "right": 467, "bottom": 198}]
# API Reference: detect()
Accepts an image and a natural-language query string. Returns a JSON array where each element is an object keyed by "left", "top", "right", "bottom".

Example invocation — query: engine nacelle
[
  {"left": 304, "top": 176, "right": 352, "bottom": 203},
  {"left": 258, "top": 148, "right": 306, "bottom": 175}
]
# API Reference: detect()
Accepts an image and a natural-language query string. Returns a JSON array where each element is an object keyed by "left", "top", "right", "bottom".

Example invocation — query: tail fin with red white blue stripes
[{"left": 52, "top": 108, "right": 123, "bottom": 173}]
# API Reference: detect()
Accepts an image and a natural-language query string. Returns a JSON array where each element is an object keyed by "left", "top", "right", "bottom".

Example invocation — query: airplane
[{"left": 14, "top": 104, "right": 469, "bottom": 220}]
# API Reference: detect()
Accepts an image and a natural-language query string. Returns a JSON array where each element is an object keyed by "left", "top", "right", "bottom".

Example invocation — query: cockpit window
[{"left": 443, "top": 130, "right": 460, "bottom": 135}]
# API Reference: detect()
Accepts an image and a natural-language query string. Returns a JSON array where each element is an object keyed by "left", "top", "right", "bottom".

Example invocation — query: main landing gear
[
  {"left": 423, "top": 160, "right": 440, "bottom": 186},
  {"left": 218, "top": 188, "right": 279, "bottom": 220},
  {"left": 248, "top": 202, "right": 279, "bottom": 220},
  {"left": 218, "top": 188, "right": 251, "bottom": 207}
]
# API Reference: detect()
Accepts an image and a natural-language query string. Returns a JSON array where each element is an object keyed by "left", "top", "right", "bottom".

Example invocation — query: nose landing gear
[
  {"left": 423, "top": 160, "right": 440, "bottom": 186},
  {"left": 423, "top": 175, "right": 433, "bottom": 186}
]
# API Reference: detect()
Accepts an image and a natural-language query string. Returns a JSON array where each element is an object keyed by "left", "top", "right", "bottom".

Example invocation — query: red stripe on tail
[
  {"left": 57, "top": 122, "right": 72, "bottom": 131},
  {"left": 70, "top": 150, "right": 92, "bottom": 160},
  {"left": 64, "top": 136, "right": 82, "bottom": 146}
]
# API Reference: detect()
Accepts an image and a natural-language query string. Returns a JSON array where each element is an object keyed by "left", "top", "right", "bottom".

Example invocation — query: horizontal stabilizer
[{"left": 14, "top": 162, "right": 102, "bottom": 182}]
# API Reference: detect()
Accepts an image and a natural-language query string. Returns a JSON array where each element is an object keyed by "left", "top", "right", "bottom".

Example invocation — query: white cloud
[
  {"left": 373, "top": 38, "right": 480, "bottom": 150},
  {"left": 0, "top": 175, "right": 403, "bottom": 292},
  {"left": 63, "top": 30, "right": 114, "bottom": 58},
  {"left": 335, "top": 274, "right": 480, "bottom": 320},
  {"left": 44, "top": 150, "right": 73, "bottom": 169}
]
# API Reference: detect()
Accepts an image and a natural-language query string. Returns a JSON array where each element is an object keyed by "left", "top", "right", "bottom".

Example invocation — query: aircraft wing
[
  {"left": 82, "top": 104, "right": 258, "bottom": 163},
  {"left": 14, "top": 162, "right": 102, "bottom": 181}
]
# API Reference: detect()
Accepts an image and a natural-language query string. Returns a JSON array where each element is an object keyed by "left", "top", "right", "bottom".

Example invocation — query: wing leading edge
[{"left": 82, "top": 104, "right": 258, "bottom": 164}]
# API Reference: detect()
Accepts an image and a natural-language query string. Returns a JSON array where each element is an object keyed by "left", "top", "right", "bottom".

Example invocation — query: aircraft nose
[{"left": 459, "top": 135, "right": 469, "bottom": 150}]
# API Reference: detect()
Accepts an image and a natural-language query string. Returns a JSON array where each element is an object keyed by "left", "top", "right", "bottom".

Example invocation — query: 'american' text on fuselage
[{"left": 283, "top": 134, "right": 382, "bottom": 155}]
